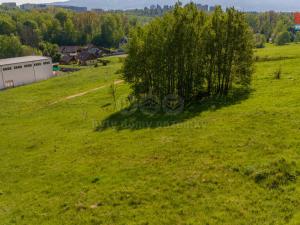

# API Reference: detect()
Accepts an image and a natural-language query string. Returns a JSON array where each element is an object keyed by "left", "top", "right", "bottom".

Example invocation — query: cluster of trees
[
  {"left": 246, "top": 12, "right": 297, "bottom": 47},
  {"left": 0, "top": 35, "right": 42, "bottom": 58},
  {"left": 0, "top": 35, "right": 23, "bottom": 58},
  {"left": 0, "top": 8, "right": 137, "bottom": 59},
  {"left": 124, "top": 4, "right": 254, "bottom": 102}
]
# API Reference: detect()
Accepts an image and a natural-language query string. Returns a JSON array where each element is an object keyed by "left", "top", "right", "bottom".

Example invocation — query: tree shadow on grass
[{"left": 95, "top": 87, "right": 252, "bottom": 131}]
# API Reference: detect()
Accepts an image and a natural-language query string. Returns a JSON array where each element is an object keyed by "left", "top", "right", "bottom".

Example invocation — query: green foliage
[
  {"left": 18, "top": 19, "right": 41, "bottom": 47},
  {"left": 38, "top": 41, "right": 61, "bottom": 62},
  {"left": 92, "top": 14, "right": 125, "bottom": 48},
  {"left": 246, "top": 12, "right": 293, "bottom": 42},
  {"left": 245, "top": 13, "right": 260, "bottom": 33},
  {"left": 294, "top": 32, "right": 300, "bottom": 43},
  {"left": 21, "top": 45, "right": 41, "bottom": 56},
  {"left": 0, "top": 16, "right": 16, "bottom": 35},
  {"left": 0, "top": 35, "right": 22, "bottom": 58},
  {"left": 254, "top": 33, "right": 266, "bottom": 48},
  {"left": 124, "top": 4, "right": 254, "bottom": 102},
  {"left": 61, "top": 18, "right": 77, "bottom": 45},
  {"left": 272, "top": 20, "right": 290, "bottom": 40},
  {"left": 275, "top": 31, "right": 291, "bottom": 46},
  {"left": 55, "top": 11, "right": 68, "bottom": 26},
  {"left": 0, "top": 35, "right": 41, "bottom": 59},
  {"left": 0, "top": 9, "right": 134, "bottom": 54}
]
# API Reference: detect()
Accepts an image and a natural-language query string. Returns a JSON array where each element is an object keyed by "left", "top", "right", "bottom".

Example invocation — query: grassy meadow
[{"left": 0, "top": 45, "right": 300, "bottom": 225}]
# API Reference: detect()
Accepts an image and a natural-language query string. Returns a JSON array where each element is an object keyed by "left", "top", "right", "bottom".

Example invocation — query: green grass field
[{"left": 0, "top": 46, "right": 300, "bottom": 225}]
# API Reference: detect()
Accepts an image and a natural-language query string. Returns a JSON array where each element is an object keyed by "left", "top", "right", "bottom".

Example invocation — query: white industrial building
[{"left": 0, "top": 56, "right": 53, "bottom": 90}]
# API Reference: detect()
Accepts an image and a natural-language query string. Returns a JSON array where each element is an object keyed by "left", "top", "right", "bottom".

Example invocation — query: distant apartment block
[
  {"left": 196, "top": 4, "right": 209, "bottom": 11},
  {"left": 53, "top": 5, "right": 87, "bottom": 12},
  {"left": 91, "top": 8, "right": 104, "bottom": 13},
  {"left": 20, "top": 3, "right": 47, "bottom": 10},
  {"left": 209, "top": 6, "right": 216, "bottom": 12},
  {"left": 1, "top": 2, "right": 17, "bottom": 8}
]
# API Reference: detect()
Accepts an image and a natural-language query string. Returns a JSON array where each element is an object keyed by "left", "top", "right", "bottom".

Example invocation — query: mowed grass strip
[{"left": 0, "top": 47, "right": 300, "bottom": 225}]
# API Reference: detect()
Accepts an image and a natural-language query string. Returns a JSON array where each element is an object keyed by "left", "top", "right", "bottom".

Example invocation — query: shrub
[
  {"left": 254, "top": 34, "right": 266, "bottom": 48},
  {"left": 275, "top": 31, "right": 291, "bottom": 46},
  {"left": 274, "top": 67, "right": 282, "bottom": 79},
  {"left": 21, "top": 45, "right": 41, "bottom": 56},
  {"left": 38, "top": 41, "right": 60, "bottom": 62},
  {"left": 294, "top": 32, "right": 300, "bottom": 43},
  {"left": 0, "top": 35, "right": 23, "bottom": 58}
]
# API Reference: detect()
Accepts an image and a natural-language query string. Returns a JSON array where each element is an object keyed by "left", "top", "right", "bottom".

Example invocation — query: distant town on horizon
[
  {"left": 0, "top": 1, "right": 217, "bottom": 13},
  {"left": 2, "top": 0, "right": 300, "bottom": 12}
]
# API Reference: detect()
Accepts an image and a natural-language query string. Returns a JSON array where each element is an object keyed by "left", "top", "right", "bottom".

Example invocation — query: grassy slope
[{"left": 0, "top": 46, "right": 300, "bottom": 225}]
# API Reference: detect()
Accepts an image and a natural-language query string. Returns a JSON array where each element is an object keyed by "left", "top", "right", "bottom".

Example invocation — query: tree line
[
  {"left": 246, "top": 11, "right": 299, "bottom": 47},
  {"left": 126, "top": 7, "right": 298, "bottom": 48},
  {"left": 0, "top": 5, "right": 298, "bottom": 61},
  {"left": 0, "top": 7, "right": 138, "bottom": 59},
  {"left": 124, "top": 3, "right": 254, "bottom": 103},
  {"left": 128, "top": 8, "right": 299, "bottom": 48}
]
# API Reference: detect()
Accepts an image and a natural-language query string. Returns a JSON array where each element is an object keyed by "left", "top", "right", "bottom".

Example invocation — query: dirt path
[{"left": 50, "top": 80, "right": 124, "bottom": 105}]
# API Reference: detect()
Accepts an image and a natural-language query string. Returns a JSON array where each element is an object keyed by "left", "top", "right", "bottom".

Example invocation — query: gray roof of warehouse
[{"left": 0, "top": 56, "right": 50, "bottom": 66}]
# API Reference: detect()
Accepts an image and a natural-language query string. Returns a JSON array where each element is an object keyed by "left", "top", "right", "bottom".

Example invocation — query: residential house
[
  {"left": 1, "top": 2, "right": 17, "bottom": 9},
  {"left": 59, "top": 46, "right": 82, "bottom": 56},
  {"left": 78, "top": 51, "right": 98, "bottom": 66},
  {"left": 59, "top": 55, "right": 77, "bottom": 65}
]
